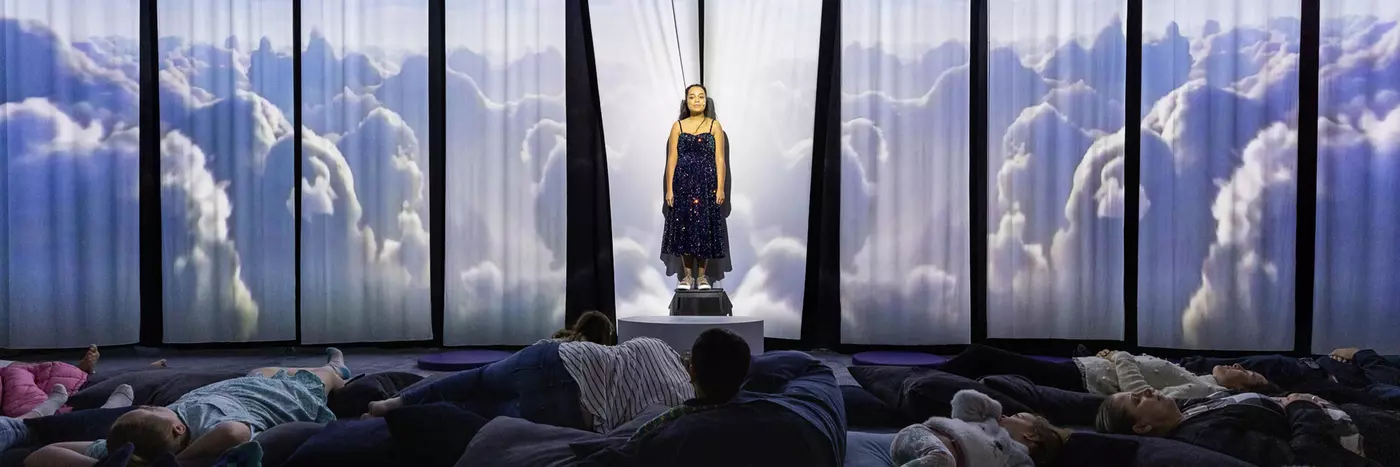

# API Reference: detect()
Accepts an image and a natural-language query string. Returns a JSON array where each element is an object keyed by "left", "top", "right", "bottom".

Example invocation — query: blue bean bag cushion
[
  {"left": 1048, "top": 433, "right": 1256, "bottom": 467},
  {"left": 844, "top": 431, "right": 897, "bottom": 467},
  {"left": 849, "top": 366, "right": 1032, "bottom": 423},
  {"left": 979, "top": 374, "right": 1105, "bottom": 427},
  {"left": 841, "top": 385, "right": 904, "bottom": 429}
]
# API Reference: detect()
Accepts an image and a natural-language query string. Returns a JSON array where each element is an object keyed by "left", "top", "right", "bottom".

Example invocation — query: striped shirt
[{"left": 557, "top": 337, "right": 695, "bottom": 433}]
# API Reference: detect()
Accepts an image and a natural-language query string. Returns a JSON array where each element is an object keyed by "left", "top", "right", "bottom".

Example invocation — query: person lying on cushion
[
  {"left": 1095, "top": 387, "right": 1379, "bottom": 467},
  {"left": 938, "top": 345, "right": 1276, "bottom": 398},
  {"left": 1183, "top": 347, "right": 1400, "bottom": 408},
  {"left": 889, "top": 389, "right": 1060, "bottom": 467},
  {"left": 0, "top": 385, "right": 137, "bottom": 453},
  {"left": 23, "top": 348, "right": 351, "bottom": 467},
  {"left": 578, "top": 329, "right": 846, "bottom": 467},
  {"left": 367, "top": 311, "right": 694, "bottom": 433}
]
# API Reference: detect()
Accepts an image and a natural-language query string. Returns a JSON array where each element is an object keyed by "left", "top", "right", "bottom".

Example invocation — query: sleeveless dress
[{"left": 662, "top": 119, "right": 728, "bottom": 259}]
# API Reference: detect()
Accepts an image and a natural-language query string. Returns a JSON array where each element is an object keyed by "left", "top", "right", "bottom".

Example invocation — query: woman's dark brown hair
[
  {"left": 571, "top": 310, "right": 615, "bottom": 345},
  {"left": 1026, "top": 415, "right": 1066, "bottom": 464}
]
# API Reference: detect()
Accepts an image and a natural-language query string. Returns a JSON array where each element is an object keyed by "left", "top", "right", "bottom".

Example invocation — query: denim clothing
[{"left": 398, "top": 341, "right": 587, "bottom": 431}]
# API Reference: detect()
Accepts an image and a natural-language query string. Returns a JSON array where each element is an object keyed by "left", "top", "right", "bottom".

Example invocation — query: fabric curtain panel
[
  {"left": 1313, "top": 0, "right": 1400, "bottom": 354},
  {"left": 593, "top": 0, "right": 701, "bottom": 321},
  {"left": 1, "top": 0, "right": 143, "bottom": 348},
  {"left": 986, "top": 0, "right": 1127, "bottom": 340},
  {"left": 840, "top": 0, "right": 973, "bottom": 345},
  {"left": 156, "top": 0, "right": 298, "bottom": 343},
  {"left": 703, "top": 0, "right": 822, "bottom": 340},
  {"left": 443, "top": 0, "right": 568, "bottom": 345},
  {"left": 298, "top": 0, "right": 433, "bottom": 344},
  {"left": 1137, "top": 0, "right": 1300, "bottom": 350}
]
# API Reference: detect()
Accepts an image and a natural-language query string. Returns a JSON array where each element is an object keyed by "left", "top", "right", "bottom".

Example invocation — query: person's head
[
  {"left": 107, "top": 406, "right": 188, "bottom": 461},
  {"left": 1096, "top": 388, "right": 1182, "bottom": 437},
  {"left": 999, "top": 413, "right": 1066, "bottom": 464},
  {"left": 1212, "top": 363, "right": 1276, "bottom": 392},
  {"left": 571, "top": 310, "right": 615, "bottom": 345},
  {"left": 677, "top": 84, "right": 716, "bottom": 120},
  {"left": 688, "top": 328, "right": 750, "bottom": 402}
]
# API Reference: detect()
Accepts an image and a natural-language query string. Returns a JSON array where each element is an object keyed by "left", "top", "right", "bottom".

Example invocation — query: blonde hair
[{"left": 107, "top": 410, "right": 183, "bottom": 462}]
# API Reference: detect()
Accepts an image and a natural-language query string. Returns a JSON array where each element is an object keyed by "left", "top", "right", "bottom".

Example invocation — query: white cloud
[{"left": 1181, "top": 123, "right": 1297, "bottom": 350}]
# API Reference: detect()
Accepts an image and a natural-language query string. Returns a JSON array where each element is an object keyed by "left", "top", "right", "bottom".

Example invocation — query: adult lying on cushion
[
  {"left": 1183, "top": 347, "right": 1400, "bottom": 408},
  {"left": 367, "top": 312, "right": 693, "bottom": 433},
  {"left": 577, "top": 329, "right": 846, "bottom": 467},
  {"left": 23, "top": 349, "right": 351, "bottom": 467},
  {"left": 1096, "top": 387, "right": 1379, "bottom": 467},
  {"left": 939, "top": 345, "right": 1276, "bottom": 398}
]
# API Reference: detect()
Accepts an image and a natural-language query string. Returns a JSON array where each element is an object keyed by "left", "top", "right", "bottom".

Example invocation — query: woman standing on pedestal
[{"left": 663, "top": 84, "right": 728, "bottom": 290}]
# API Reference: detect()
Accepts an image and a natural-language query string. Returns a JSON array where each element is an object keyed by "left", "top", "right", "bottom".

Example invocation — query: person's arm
[
  {"left": 665, "top": 121, "right": 680, "bottom": 206},
  {"left": 1109, "top": 351, "right": 1151, "bottom": 393},
  {"left": 1281, "top": 395, "right": 1378, "bottom": 467},
  {"left": 23, "top": 444, "right": 98, "bottom": 467},
  {"left": 174, "top": 421, "right": 252, "bottom": 465},
  {"left": 713, "top": 121, "right": 725, "bottom": 205}
]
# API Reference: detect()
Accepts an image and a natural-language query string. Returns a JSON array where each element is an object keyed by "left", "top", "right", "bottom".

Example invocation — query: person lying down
[{"left": 24, "top": 348, "right": 352, "bottom": 467}]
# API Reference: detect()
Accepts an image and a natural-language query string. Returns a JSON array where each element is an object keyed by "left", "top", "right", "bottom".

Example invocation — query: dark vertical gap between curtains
[
  {"left": 1124, "top": 0, "right": 1142, "bottom": 350},
  {"left": 565, "top": 0, "right": 617, "bottom": 325},
  {"left": 799, "top": 0, "right": 842, "bottom": 350},
  {"left": 139, "top": 0, "right": 163, "bottom": 346},
  {"left": 970, "top": 0, "right": 990, "bottom": 345},
  {"left": 429, "top": 0, "right": 447, "bottom": 347},
  {"left": 1295, "top": 0, "right": 1320, "bottom": 356},
  {"left": 698, "top": 1, "right": 705, "bottom": 85},
  {"left": 292, "top": 1, "right": 304, "bottom": 344}
]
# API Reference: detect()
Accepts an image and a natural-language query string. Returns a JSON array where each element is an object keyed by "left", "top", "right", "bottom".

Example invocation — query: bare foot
[
  {"left": 149, "top": 359, "right": 167, "bottom": 368},
  {"left": 77, "top": 345, "right": 99, "bottom": 374},
  {"left": 366, "top": 398, "right": 404, "bottom": 417}
]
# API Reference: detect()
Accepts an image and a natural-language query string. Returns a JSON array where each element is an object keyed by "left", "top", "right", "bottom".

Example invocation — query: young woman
[{"left": 663, "top": 84, "right": 728, "bottom": 290}]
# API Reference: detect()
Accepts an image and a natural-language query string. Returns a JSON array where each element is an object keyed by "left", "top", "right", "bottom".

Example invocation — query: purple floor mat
[{"left": 851, "top": 351, "right": 948, "bottom": 368}]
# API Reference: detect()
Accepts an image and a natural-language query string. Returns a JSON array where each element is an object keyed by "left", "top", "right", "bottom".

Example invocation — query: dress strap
[{"left": 706, "top": 118, "right": 714, "bottom": 133}]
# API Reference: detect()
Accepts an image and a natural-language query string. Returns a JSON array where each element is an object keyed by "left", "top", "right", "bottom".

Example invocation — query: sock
[
  {"left": 27, "top": 384, "right": 69, "bottom": 417},
  {"left": 326, "top": 347, "right": 351, "bottom": 380},
  {"left": 102, "top": 384, "right": 135, "bottom": 409}
]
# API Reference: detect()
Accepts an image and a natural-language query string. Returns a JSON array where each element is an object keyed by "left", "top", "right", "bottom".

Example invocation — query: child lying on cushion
[
  {"left": 23, "top": 348, "right": 351, "bottom": 467},
  {"left": 891, "top": 389, "right": 1048, "bottom": 467}
]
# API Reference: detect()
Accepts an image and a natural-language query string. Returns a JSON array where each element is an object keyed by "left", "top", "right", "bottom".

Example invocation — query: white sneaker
[
  {"left": 697, "top": 277, "right": 711, "bottom": 290},
  {"left": 677, "top": 277, "right": 693, "bottom": 290}
]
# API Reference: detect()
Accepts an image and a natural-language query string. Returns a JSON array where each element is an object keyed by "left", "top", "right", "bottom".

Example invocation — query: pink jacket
[{"left": 0, "top": 362, "right": 89, "bottom": 417}]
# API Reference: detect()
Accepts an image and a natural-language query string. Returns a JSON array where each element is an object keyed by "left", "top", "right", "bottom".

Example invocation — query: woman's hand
[
  {"left": 716, "top": 190, "right": 725, "bottom": 205},
  {"left": 1096, "top": 349, "right": 1115, "bottom": 360},
  {"left": 666, "top": 190, "right": 674, "bottom": 207},
  {"left": 1283, "top": 393, "right": 1324, "bottom": 407},
  {"left": 1330, "top": 347, "right": 1360, "bottom": 362}
]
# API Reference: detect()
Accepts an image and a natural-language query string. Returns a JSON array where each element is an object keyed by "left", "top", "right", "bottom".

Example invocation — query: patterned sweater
[{"left": 1075, "top": 352, "right": 1223, "bottom": 398}]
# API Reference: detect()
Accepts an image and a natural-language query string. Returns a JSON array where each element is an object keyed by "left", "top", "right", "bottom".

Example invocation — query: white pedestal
[{"left": 617, "top": 315, "right": 765, "bottom": 355}]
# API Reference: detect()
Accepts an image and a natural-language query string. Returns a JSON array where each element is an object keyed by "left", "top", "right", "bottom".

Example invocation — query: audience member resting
[
  {"left": 1183, "top": 347, "right": 1400, "bottom": 408},
  {"left": 1095, "top": 387, "right": 1379, "bottom": 467},
  {"left": 890, "top": 389, "right": 1062, "bottom": 467},
  {"left": 368, "top": 311, "right": 694, "bottom": 433},
  {"left": 0, "top": 385, "right": 136, "bottom": 453},
  {"left": 0, "top": 345, "right": 107, "bottom": 418},
  {"left": 577, "top": 328, "right": 847, "bottom": 467},
  {"left": 24, "top": 348, "right": 351, "bottom": 467},
  {"left": 939, "top": 345, "right": 1274, "bottom": 397}
]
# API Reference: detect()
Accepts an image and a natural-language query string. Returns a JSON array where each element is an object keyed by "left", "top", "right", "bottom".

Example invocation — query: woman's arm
[
  {"left": 666, "top": 122, "right": 680, "bottom": 205},
  {"left": 713, "top": 121, "right": 726, "bottom": 202},
  {"left": 1109, "top": 351, "right": 1151, "bottom": 393}
]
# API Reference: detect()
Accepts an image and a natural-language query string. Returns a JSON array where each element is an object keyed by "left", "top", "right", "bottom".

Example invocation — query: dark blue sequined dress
[{"left": 662, "top": 124, "right": 728, "bottom": 259}]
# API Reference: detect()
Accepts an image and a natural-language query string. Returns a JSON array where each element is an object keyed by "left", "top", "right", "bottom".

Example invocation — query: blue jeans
[
  {"left": 399, "top": 341, "right": 586, "bottom": 430},
  {"left": 0, "top": 417, "right": 29, "bottom": 453}
]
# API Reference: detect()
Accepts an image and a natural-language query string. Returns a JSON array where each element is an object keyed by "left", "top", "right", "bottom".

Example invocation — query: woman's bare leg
[{"left": 249, "top": 348, "right": 351, "bottom": 395}]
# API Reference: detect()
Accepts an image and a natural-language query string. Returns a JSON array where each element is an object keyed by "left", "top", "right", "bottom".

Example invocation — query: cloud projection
[
  {"left": 1314, "top": 4, "right": 1400, "bottom": 354},
  {"left": 591, "top": 0, "right": 702, "bottom": 323},
  {"left": 157, "top": 0, "right": 297, "bottom": 342},
  {"left": 986, "top": 0, "right": 1126, "bottom": 340},
  {"left": 1138, "top": 1, "right": 1300, "bottom": 350},
  {"left": 2, "top": 5, "right": 143, "bottom": 349},
  {"left": 443, "top": 0, "right": 568, "bottom": 346},
  {"left": 840, "top": 0, "right": 972, "bottom": 345},
  {"left": 298, "top": 0, "right": 432, "bottom": 343}
]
